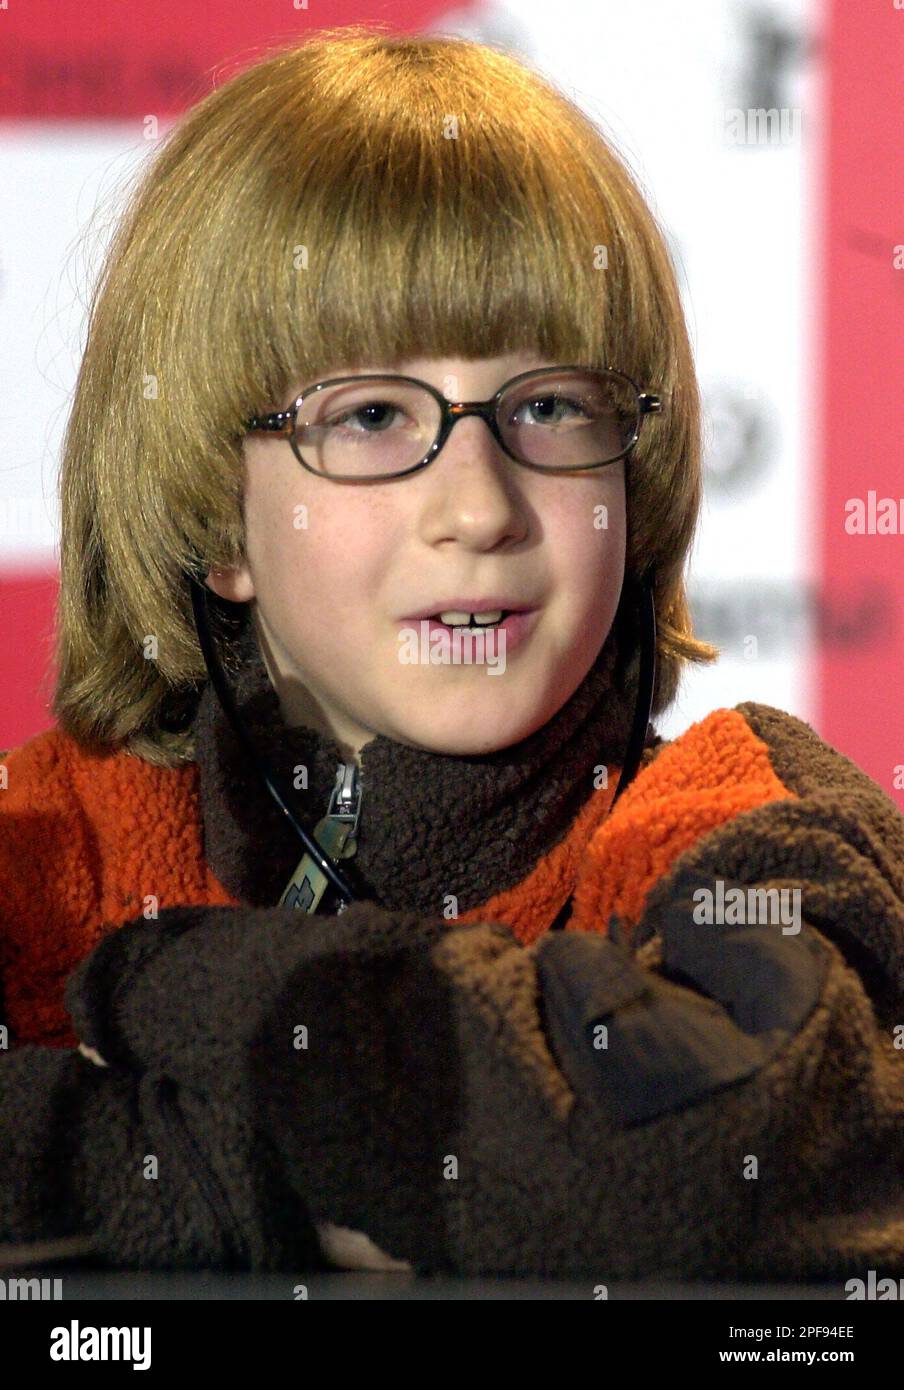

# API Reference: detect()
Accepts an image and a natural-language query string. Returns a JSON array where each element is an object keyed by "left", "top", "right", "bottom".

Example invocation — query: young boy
[{"left": 2, "top": 27, "right": 903, "bottom": 1280}]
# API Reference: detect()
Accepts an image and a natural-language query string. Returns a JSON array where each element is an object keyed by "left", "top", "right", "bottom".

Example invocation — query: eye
[
  {"left": 511, "top": 393, "right": 589, "bottom": 427},
  {"left": 327, "top": 401, "right": 405, "bottom": 433}
]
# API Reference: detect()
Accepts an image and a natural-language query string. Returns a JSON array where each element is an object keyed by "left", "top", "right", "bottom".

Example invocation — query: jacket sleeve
[
  {"left": 721, "top": 700, "right": 904, "bottom": 1015},
  {"left": 0, "top": 909, "right": 326, "bottom": 1273},
  {"left": 60, "top": 903, "right": 458, "bottom": 1272}
]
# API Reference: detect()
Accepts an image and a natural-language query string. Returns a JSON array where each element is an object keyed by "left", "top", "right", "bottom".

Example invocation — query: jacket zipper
[{"left": 279, "top": 761, "right": 361, "bottom": 913}]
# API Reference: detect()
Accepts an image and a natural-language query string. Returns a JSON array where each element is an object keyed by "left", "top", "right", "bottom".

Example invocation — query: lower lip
[{"left": 399, "top": 610, "right": 540, "bottom": 656}]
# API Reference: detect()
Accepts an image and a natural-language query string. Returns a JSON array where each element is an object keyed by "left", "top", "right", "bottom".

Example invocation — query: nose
[{"left": 420, "top": 413, "right": 528, "bottom": 548}]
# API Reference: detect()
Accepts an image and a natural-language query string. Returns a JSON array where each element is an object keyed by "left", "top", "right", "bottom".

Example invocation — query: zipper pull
[{"left": 279, "top": 761, "right": 361, "bottom": 912}]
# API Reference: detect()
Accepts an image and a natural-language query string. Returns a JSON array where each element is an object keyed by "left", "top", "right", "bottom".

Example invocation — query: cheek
[
  {"left": 544, "top": 478, "right": 626, "bottom": 604},
  {"left": 243, "top": 474, "right": 307, "bottom": 601},
  {"left": 242, "top": 459, "right": 324, "bottom": 614},
  {"left": 243, "top": 462, "right": 397, "bottom": 624}
]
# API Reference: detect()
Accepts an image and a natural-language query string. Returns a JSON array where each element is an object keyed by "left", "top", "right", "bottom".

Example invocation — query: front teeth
[{"left": 437, "top": 609, "right": 504, "bottom": 626}]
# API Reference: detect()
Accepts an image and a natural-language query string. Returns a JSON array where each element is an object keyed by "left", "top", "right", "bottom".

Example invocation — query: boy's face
[{"left": 207, "top": 351, "right": 626, "bottom": 762}]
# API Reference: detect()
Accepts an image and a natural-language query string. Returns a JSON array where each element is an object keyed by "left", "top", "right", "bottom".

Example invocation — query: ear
[{"left": 204, "top": 561, "right": 256, "bottom": 604}]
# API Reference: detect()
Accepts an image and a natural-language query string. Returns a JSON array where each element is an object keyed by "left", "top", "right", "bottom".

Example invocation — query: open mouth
[
  {"left": 400, "top": 607, "right": 540, "bottom": 657},
  {"left": 428, "top": 609, "right": 512, "bottom": 630}
]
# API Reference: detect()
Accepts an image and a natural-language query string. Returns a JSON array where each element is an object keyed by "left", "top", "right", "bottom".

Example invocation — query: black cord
[
  {"left": 186, "top": 571, "right": 360, "bottom": 905},
  {"left": 611, "top": 572, "right": 659, "bottom": 808}
]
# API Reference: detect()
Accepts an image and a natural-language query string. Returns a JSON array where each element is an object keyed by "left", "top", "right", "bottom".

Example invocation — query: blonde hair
[{"left": 52, "top": 23, "right": 718, "bottom": 768}]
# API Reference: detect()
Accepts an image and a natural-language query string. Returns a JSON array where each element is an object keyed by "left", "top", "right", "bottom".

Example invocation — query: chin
[{"left": 387, "top": 696, "right": 551, "bottom": 757}]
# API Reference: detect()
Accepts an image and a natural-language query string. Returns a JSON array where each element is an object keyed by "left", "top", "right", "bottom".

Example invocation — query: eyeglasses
[{"left": 245, "top": 365, "right": 661, "bottom": 482}]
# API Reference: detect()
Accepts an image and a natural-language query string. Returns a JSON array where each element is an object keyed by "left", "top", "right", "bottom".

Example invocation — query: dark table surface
[{"left": 0, "top": 1266, "right": 851, "bottom": 1299}]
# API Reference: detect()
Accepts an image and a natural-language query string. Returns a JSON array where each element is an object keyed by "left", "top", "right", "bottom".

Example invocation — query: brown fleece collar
[{"left": 191, "top": 603, "right": 660, "bottom": 917}]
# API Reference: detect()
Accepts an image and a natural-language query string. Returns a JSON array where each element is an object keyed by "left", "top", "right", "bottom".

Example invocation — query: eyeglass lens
[{"left": 292, "top": 370, "right": 639, "bottom": 478}]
